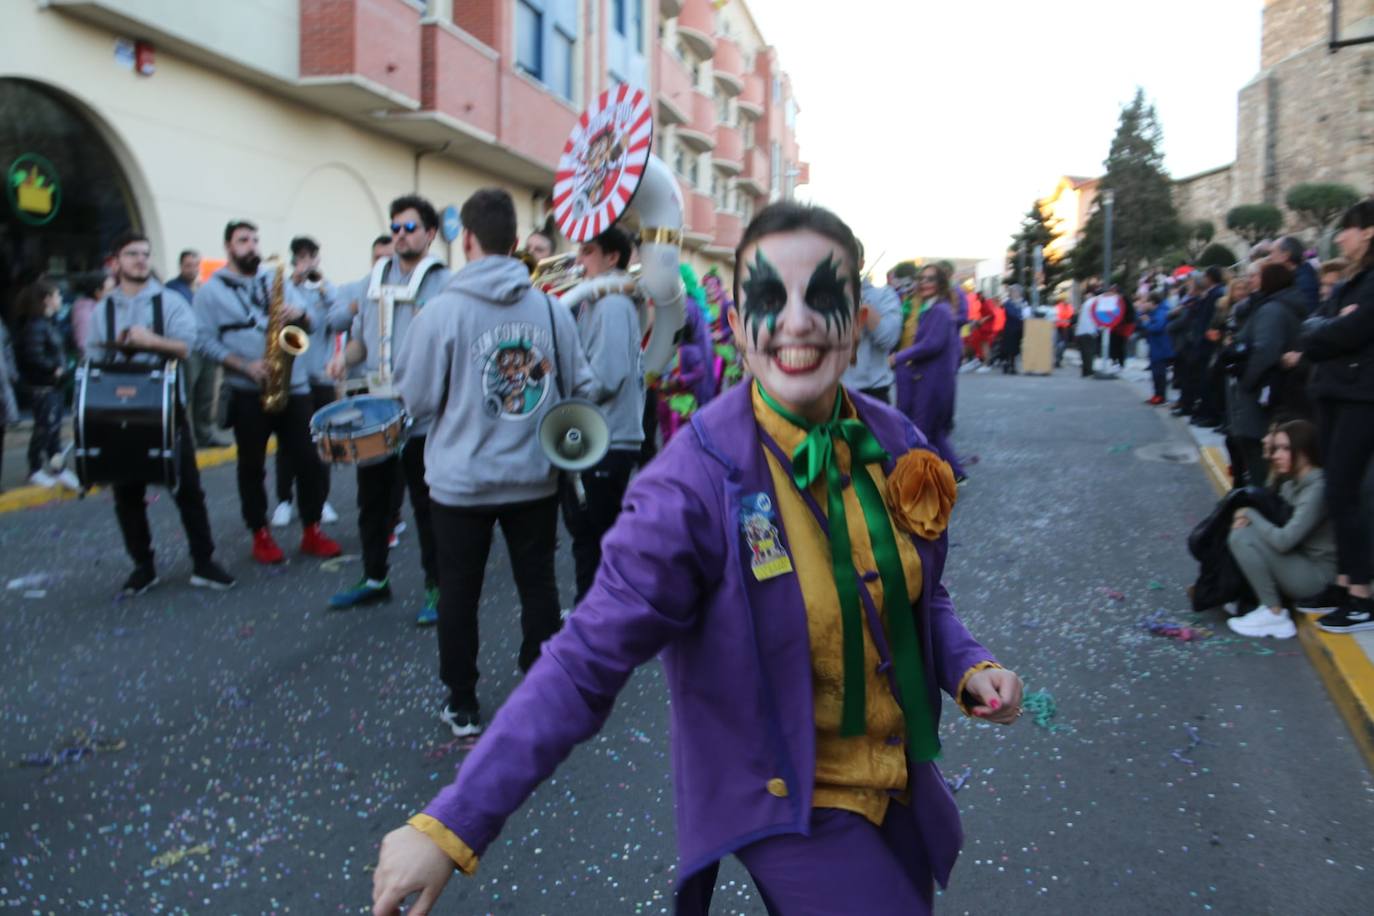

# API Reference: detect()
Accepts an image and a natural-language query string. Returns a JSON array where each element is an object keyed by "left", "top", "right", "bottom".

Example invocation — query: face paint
[
  {"left": 804, "top": 254, "right": 854, "bottom": 337},
  {"left": 741, "top": 249, "right": 787, "bottom": 347}
]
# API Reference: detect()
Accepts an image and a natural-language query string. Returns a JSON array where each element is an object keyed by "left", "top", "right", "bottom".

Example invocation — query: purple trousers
[
  {"left": 736, "top": 804, "right": 935, "bottom": 915},
  {"left": 894, "top": 370, "right": 964, "bottom": 479}
]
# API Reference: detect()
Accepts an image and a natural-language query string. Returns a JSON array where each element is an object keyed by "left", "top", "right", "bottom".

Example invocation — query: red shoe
[
  {"left": 252, "top": 527, "right": 286, "bottom": 565},
  {"left": 300, "top": 522, "right": 342, "bottom": 559},
  {"left": 1146, "top": 395, "right": 1165, "bottom": 405}
]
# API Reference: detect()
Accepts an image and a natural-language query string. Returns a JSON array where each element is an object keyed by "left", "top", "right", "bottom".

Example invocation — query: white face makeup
[{"left": 728, "top": 229, "right": 862, "bottom": 423}]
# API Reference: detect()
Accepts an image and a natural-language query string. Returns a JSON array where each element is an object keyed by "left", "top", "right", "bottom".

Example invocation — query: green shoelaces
[{"left": 756, "top": 383, "right": 939, "bottom": 762}]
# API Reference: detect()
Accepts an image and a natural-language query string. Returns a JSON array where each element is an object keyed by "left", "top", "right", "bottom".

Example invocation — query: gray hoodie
[
  {"left": 843, "top": 279, "right": 902, "bottom": 392},
  {"left": 87, "top": 279, "right": 198, "bottom": 401},
  {"left": 194, "top": 267, "right": 323, "bottom": 395},
  {"left": 395, "top": 256, "right": 600, "bottom": 507},
  {"left": 286, "top": 277, "right": 339, "bottom": 384},
  {"left": 575, "top": 285, "right": 644, "bottom": 451}
]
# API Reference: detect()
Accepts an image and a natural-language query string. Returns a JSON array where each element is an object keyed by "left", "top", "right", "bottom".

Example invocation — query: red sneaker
[
  {"left": 1146, "top": 395, "right": 1165, "bottom": 405},
  {"left": 252, "top": 527, "right": 285, "bottom": 565},
  {"left": 300, "top": 522, "right": 342, "bottom": 558}
]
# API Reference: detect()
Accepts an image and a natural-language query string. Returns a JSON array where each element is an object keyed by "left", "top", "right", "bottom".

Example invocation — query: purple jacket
[
  {"left": 421, "top": 382, "right": 995, "bottom": 904},
  {"left": 892, "top": 299, "right": 960, "bottom": 434},
  {"left": 675, "top": 296, "right": 716, "bottom": 405}
]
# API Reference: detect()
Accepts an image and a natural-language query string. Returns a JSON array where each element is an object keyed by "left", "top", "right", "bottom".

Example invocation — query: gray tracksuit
[
  {"left": 574, "top": 286, "right": 644, "bottom": 451},
  {"left": 1228, "top": 470, "right": 1337, "bottom": 608},
  {"left": 843, "top": 279, "right": 902, "bottom": 392},
  {"left": 286, "top": 278, "right": 339, "bottom": 385},
  {"left": 87, "top": 280, "right": 198, "bottom": 400},
  {"left": 194, "top": 268, "right": 324, "bottom": 395},
  {"left": 395, "top": 256, "right": 600, "bottom": 508}
]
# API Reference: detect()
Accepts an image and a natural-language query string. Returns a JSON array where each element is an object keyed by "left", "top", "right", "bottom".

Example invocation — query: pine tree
[
  {"left": 1072, "top": 89, "right": 1181, "bottom": 292},
  {"left": 1005, "top": 200, "right": 1067, "bottom": 304}
]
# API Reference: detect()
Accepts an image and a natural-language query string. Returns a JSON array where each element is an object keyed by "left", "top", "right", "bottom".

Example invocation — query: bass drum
[
  {"left": 74, "top": 360, "right": 179, "bottom": 489},
  {"left": 311, "top": 395, "right": 410, "bottom": 467}
]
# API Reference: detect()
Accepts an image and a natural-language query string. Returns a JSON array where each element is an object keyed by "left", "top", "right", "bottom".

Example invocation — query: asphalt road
[{"left": 2, "top": 369, "right": 1371, "bottom": 915}]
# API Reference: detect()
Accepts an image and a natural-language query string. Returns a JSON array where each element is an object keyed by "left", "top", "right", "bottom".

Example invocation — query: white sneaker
[
  {"left": 1226, "top": 606, "right": 1296, "bottom": 639},
  {"left": 28, "top": 470, "right": 57, "bottom": 488},
  {"left": 56, "top": 469, "right": 81, "bottom": 490},
  {"left": 394, "top": 520, "right": 408, "bottom": 536},
  {"left": 975, "top": 365, "right": 994, "bottom": 373},
  {"left": 320, "top": 501, "right": 339, "bottom": 524},
  {"left": 271, "top": 500, "right": 295, "bottom": 528}
]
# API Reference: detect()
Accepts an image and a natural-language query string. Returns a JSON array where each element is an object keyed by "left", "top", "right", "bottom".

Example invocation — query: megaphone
[{"left": 539, "top": 399, "right": 610, "bottom": 506}]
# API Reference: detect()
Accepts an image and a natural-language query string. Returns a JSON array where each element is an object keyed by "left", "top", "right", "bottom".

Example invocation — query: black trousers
[
  {"left": 1225, "top": 434, "right": 1268, "bottom": 488},
  {"left": 357, "top": 435, "right": 435, "bottom": 585},
  {"left": 1150, "top": 359, "right": 1169, "bottom": 399},
  {"left": 113, "top": 409, "right": 216, "bottom": 570},
  {"left": 276, "top": 383, "right": 336, "bottom": 504},
  {"left": 431, "top": 494, "right": 562, "bottom": 709},
  {"left": 639, "top": 387, "right": 660, "bottom": 467},
  {"left": 26, "top": 385, "right": 63, "bottom": 473},
  {"left": 1317, "top": 399, "right": 1374, "bottom": 586},
  {"left": 858, "top": 385, "right": 891, "bottom": 403},
  {"left": 560, "top": 449, "right": 637, "bottom": 604},
  {"left": 1075, "top": 334, "right": 1096, "bottom": 377},
  {"left": 228, "top": 389, "right": 324, "bottom": 530}
]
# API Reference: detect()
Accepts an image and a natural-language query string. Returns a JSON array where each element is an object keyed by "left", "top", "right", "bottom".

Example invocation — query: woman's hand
[
  {"left": 372, "top": 826, "right": 454, "bottom": 916},
  {"left": 966, "top": 668, "right": 1024, "bottom": 725},
  {"left": 1340, "top": 304, "right": 1358, "bottom": 317},
  {"left": 1232, "top": 510, "right": 1251, "bottom": 530},
  {"left": 1280, "top": 351, "right": 1302, "bottom": 370}
]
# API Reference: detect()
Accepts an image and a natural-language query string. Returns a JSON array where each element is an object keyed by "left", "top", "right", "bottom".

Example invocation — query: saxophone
[{"left": 261, "top": 261, "right": 310, "bottom": 413}]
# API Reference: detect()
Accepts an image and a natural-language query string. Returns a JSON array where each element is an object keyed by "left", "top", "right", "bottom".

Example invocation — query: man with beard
[
  {"left": 325, "top": 196, "right": 450, "bottom": 624},
  {"left": 88, "top": 231, "right": 236, "bottom": 596},
  {"left": 195, "top": 220, "right": 342, "bottom": 565}
]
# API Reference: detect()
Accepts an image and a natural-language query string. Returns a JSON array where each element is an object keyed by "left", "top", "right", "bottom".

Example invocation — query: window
[
  {"left": 549, "top": 26, "right": 574, "bottom": 100},
  {"left": 785, "top": 98, "right": 796, "bottom": 129},
  {"left": 770, "top": 142, "right": 781, "bottom": 192},
  {"left": 631, "top": 0, "right": 643, "bottom": 49},
  {"left": 674, "top": 144, "right": 689, "bottom": 178},
  {"left": 716, "top": 93, "right": 730, "bottom": 124},
  {"left": 516, "top": 1, "right": 543, "bottom": 79},
  {"left": 772, "top": 76, "right": 781, "bottom": 103},
  {"left": 612, "top": 0, "right": 626, "bottom": 34},
  {"left": 742, "top": 120, "right": 754, "bottom": 148}
]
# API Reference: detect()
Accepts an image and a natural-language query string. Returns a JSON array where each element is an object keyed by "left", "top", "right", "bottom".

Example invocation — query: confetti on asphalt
[
  {"left": 945, "top": 766, "right": 973, "bottom": 793},
  {"left": 16, "top": 730, "right": 127, "bottom": 773},
  {"left": 1020, "top": 690, "right": 1069, "bottom": 733},
  {"left": 1170, "top": 722, "right": 1204, "bottom": 766},
  {"left": 148, "top": 842, "right": 212, "bottom": 872},
  {"left": 319, "top": 553, "right": 359, "bottom": 573},
  {"left": 1148, "top": 580, "right": 1164, "bottom": 590},
  {"left": 1141, "top": 610, "right": 1212, "bottom": 642}
]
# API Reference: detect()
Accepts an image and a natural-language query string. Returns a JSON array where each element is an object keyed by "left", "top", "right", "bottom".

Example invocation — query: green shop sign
[{"left": 7, "top": 153, "right": 62, "bottom": 226}]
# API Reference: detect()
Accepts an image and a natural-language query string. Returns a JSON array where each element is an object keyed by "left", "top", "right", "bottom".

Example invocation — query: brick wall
[
  {"left": 1262, "top": 0, "right": 1374, "bottom": 68},
  {"left": 300, "top": 0, "right": 421, "bottom": 101},
  {"left": 300, "top": 0, "right": 357, "bottom": 77},
  {"left": 452, "top": 0, "right": 498, "bottom": 49}
]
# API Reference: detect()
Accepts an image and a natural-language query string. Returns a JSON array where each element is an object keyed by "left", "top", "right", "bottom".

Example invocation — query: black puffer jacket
[
  {"left": 18, "top": 315, "right": 64, "bottom": 386},
  {"left": 1301, "top": 265, "right": 1374, "bottom": 403}
]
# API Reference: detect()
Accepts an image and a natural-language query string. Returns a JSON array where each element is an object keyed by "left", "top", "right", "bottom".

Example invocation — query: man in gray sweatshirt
[
  {"left": 325, "top": 195, "right": 450, "bottom": 624},
  {"left": 561, "top": 225, "right": 644, "bottom": 604},
  {"left": 395, "top": 188, "right": 599, "bottom": 738},
  {"left": 194, "top": 219, "right": 341, "bottom": 566},
  {"left": 842, "top": 245, "right": 902, "bottom": 402}
]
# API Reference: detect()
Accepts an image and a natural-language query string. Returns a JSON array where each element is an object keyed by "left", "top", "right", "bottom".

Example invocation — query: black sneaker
[
  {"left": 1317, "top": 600, "right": 1374, "bottom": 634},
  {"left": 1294, "top": 585, "right": 1346, "bottom": 616},
  {"left": 439, "top": 703, "right": 482, "bottom": 738},
  {"left": 119, "top": 566, "right": 159, "bottom": 597},
  {"left": 190, "top": 560, "right": 237, "bottom": 590}
]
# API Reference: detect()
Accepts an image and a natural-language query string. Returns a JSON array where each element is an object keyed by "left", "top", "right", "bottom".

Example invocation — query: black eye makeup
[
  {"left": 805, "top": 253, "right": 854, "bottom": 336},
  {"left": 741, "top": 249, "right": 787, "bottom": 347}
]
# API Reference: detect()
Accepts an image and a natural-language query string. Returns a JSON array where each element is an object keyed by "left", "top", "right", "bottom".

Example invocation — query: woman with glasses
[{"left": 888, "top": 266, "right": 967, "bottom": 483}]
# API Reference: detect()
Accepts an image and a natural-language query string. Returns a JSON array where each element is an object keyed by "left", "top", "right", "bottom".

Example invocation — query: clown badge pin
[{"left": 740, "top": 493, "right": 793, "bottom": 582}]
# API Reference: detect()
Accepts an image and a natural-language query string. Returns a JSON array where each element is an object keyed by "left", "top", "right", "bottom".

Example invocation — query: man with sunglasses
[{"left": 326, "top": 195, "right": 450, "bottom": 624}]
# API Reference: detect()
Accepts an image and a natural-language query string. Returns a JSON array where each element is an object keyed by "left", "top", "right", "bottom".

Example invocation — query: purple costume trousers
[
  {"left": 894, "top": 368, "right": 964, "bottom": 479},
  {"left": 736, "top": 803, "right": 934, "bottom": 915}
]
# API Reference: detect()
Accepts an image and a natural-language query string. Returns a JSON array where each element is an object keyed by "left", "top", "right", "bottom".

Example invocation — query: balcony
[
  {"left": 684, "top": 189, "right": 716, "bottom": 248},
  {"left": 677, "top": 90, "right": 717, "bottom": 151},
  {"left": 737, "top": 148, "right": 768, "bottom": 197},
  {"left": 676, "top": 0, "right": 716, "bottom": 60},
  {"left": 299, "top": 0, "right": 423, "bottom": 106},
  {"left": 713, "top": 122, "right": 743, "bottom": 174},
  {"left": 712, "top": 38, "right": 744, "bottom": 96},
  {"left": 659, "top": 0, "right": 684, "bottom": 16},
  {"left": 656, "top": 44, "right": 692, "bottom": 126},
  {"left": 738, "top": 73, "right": 765, "bottom": 119},
  {"left": 707, "top": 210, "right": 742, "bottom": 257}
]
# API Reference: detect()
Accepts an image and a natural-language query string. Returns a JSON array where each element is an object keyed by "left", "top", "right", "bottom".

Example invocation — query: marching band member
[
  {"left": 563, "top": 225, "right": 644, "bottom": 604},
  {"left": 842, "top": 241, "right": 902, "bottom": 403},
  {"left": 272, "top": 235, "right": 341, "bottom": 528},
  {"left": 195, "top": 220, "right": 342, "bottom": 565},
  {"left": 392, "top": 188, "right": 598, "bottom": 739},
  {"left": 523, "top": 229, "right": 555, "bottom": 262},
  {"left": 373, "top": 202, "right": 1022, "bottom": 915},
  {"left": 326, "top": 196, "right": 450, "bottom": 623},
  {"left": 93, "top": 231, "right": 235, "bottom": 596}
]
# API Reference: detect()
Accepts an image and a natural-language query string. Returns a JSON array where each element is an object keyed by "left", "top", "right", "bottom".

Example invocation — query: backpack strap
[{"left": 152, "top": 293, "right": 164, "bottom": 337}]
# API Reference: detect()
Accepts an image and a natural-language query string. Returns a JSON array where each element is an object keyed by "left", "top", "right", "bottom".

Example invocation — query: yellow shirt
[
  {"left": 898, "top": 299, "right": 920, "bottom": 350},
  {"left": 752, "top": 384, "right": 923, "bottom": 826}
]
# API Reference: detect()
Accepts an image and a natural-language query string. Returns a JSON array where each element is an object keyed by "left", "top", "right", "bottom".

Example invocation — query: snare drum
[
  {"left": 310, "top": 395, "right": 410, "bottom": 466},
  {"left": 74, "top": 360, "right": 180, "bottom": 489}
]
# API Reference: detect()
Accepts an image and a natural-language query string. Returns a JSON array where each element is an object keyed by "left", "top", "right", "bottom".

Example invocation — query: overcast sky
[{"left": 742, "top": 0, "right": 1264, "bottom": 276}]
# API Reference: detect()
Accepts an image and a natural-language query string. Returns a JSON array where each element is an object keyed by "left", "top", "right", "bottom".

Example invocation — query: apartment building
[{"left": 1, "top": 0, "right": 806, "bottom": 311}]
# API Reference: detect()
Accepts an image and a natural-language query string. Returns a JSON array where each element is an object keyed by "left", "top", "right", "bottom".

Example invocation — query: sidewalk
[{"left": 1111, "top": 353, "right": 1374, "bottom": 771}]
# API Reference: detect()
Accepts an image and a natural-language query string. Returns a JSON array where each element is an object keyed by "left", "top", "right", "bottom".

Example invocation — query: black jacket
[
  {"left": 1225, "top": 287, "right": 1306, "bottom": 437},
  {"left": 1301, "top": 265, "right": 1374, "bottom": 403},
  {"left": 1189, "top": 486, "right": 1292, "bottom": 611},
  {"left": 18, "top": 316, "right": 65, "bottom": 386}
]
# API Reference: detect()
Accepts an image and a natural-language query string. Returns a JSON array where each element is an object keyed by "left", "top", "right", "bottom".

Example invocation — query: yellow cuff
[
  {"left": 955, "top": 661, "right": 1004, "bottom": 717},
  {"left": 408, "top": 813, "right": 480, "bottom": 876}
]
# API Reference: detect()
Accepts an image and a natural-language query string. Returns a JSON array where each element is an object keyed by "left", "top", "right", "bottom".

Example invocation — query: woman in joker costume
[{"left": 372, "top": 204, "right": 1022, "bottom": 916}]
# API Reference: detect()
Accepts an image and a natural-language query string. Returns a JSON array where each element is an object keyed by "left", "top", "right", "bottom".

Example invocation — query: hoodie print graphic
[{"left": 470, "top": 321, "right": 557, "bottom": 420}]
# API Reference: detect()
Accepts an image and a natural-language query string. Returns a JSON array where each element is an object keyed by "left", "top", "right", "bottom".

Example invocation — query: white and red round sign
[
  {"left": 552, "top": 85, "right": 654, "bottom": 243},
  {"left": 1091, "top": 293, "right": 1125, "bottom": 329}
]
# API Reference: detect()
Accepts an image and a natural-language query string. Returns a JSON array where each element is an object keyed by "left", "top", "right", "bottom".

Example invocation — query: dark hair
[
  {"left": 1338, "top": 199, "right": 1374, "bottom": 272},
  {"left": 177, "top": 248, "right": 199, "bottom": 263},
  {"left": 1319, "top": 257, "right": 1349, "bottom": 278},
  {"left": 1259, "top": 262, "right": 1294, "bottom": 296},
  {"left": 371, "top": 234, "right": 393, "bottom": 250},
  {"left": 1276, "top": 418, "right": 1321, "bottom": 472},
  {"left": 17, "top": 280, "right": 59, "bottom": 320},
  {"left": 527, "top": 228, "right": 554, "bottom": 250},
  {"left": 586, "top": 226, "right": 632, "bottom": 271},
  {"left": 290, "top": 236, "right": 320, "bottom": 258},
  {"left": 1275, "top": 236, "right": 1304, "bottom": 267},
  {"left": 733, "top": 202, "right": 861, "bottom": 309},
  {"left": 75, "top": 270, "right": 111, "bottom": 299},
  {"left": 1204, "top": 265, "right": 1225, "bottom": 286},
  {"left": 460, "top": 188, "right": 518, "bottom": 256},
  {"left": 890, "top": 261, "right": 919, "bottom": 280},
  {"left": 1148, "top": 290, "right": 1165, "bottom": 306},
  {"left": 390, "top": 194, "right": 439, "bottom": 231},
  {"left": 224, "top": 220, "right": 257, "bottom": 243},
  {"left": 110, "top": 230, "right": 149, "bottom": 256}
]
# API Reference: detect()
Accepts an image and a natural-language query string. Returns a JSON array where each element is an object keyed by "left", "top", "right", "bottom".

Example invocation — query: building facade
[{"left": 1, "top": 0, "right": 806, "bottom": 318}]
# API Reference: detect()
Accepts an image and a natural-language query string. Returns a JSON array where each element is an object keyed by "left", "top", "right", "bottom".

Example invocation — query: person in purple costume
[
  {"left": 889, "top": 264, "right": 967, "bottom": 482},
  {"left": 372, "top": 203, "right": 1023, "bottom": 916}
]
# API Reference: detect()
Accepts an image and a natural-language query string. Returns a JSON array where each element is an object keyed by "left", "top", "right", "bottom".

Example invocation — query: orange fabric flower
[{"left": 885, "top": 449, "right": 957, "bottom": 540}]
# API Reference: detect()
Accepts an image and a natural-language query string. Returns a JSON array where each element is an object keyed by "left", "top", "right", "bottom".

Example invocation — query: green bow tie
[{"left": 756, "top": 383, "right": 939, "bottom": 762}]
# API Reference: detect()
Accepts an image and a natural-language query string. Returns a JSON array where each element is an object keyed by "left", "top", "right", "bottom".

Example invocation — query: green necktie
[{"left": 756, "top": 383, "right": 940, "bottom": 762}]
